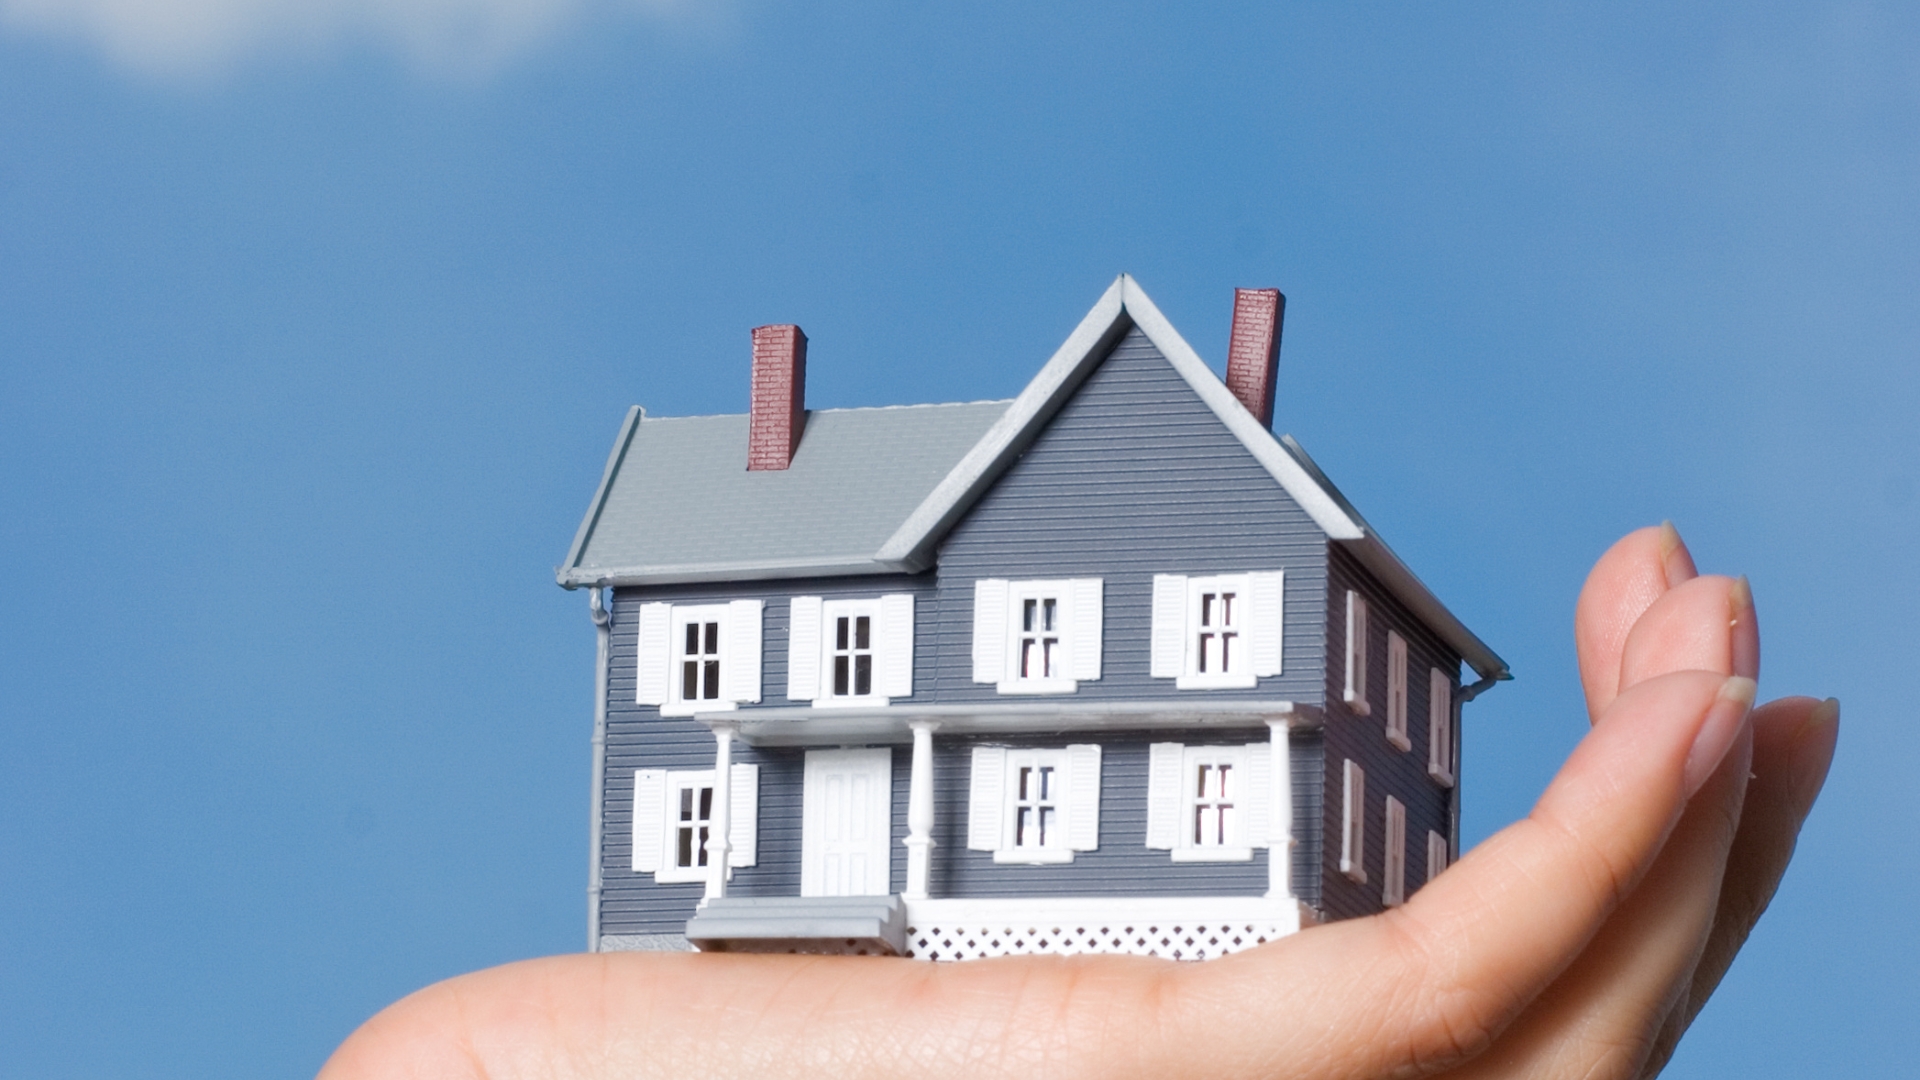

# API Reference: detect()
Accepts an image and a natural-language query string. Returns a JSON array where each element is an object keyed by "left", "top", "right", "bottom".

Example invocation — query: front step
[{"left": 684, "top": 895, "right": 907, "bottom": 956}]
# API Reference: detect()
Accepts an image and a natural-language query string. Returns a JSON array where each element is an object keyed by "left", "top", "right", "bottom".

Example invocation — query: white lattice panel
[{"left": 905, "top": 921, "right": 1288, "bottom": 962}]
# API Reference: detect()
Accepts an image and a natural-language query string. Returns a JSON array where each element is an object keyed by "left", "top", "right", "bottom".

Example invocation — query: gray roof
[
  {"left": 558, "top": 401, "right": 1010, "bottom": 586},
  {"left": 558, "top": 275, "right": 1507, "bottom": 682}
]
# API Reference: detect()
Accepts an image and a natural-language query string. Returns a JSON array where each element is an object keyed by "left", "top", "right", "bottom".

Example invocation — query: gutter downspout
[
  {"left": 587, "top": 587, "right": 611, "bottom": 952},
  {"left": 1450, "top": 671, "right": 1505, "bottom": 862}
]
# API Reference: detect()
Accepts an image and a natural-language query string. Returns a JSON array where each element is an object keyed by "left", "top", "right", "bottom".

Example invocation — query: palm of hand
[{"left": 320, "top": 526, "right": 1837, "bottom": 1080}]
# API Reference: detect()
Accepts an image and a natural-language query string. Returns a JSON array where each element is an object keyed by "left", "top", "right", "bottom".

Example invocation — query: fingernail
[
  {"left": 1729, "top": 575, "right": 1760, "bottom": 679},
  {"left": 1788, "top": 697, "right": 1840, "bottom": 813},
  {"left": 1658, "top": 521, "right": 1698, "bottom": 588},
  {"left": 1685, "top": 676, "right": 1757, "bottom": 796}
]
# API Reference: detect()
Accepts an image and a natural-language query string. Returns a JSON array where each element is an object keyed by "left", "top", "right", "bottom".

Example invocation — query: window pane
[
  {"left": 698, "top": 787, "right": 713, "bottom": 819},
  {"left": 703, "top": 622, "right": 720, "bottom": 655},
  {"left": 702, "top": 660, "right": 720, "bottom": 698},
  {"left": 1042, "top": 638, "right": 1057, "bottom": 678},
  {"left": 677, "top": 827, "right": 693, "bottom": 867},
  {"left": 682, "top": 661, "right": 699, "bottom": 701},
  {"left": 833, "top": 656, "right": 849, "bottom": 696},
  {"left": 679, "top": 787, "right": 693, "bottom": 821},
  {"left": 1038, "top": 806, "right": 1055, "bottom": 846},
  {"left": 854, "top": 654, "right": 871, "bottom": 696},
  {"left": 1221, "top": 632, "right": 1235, "bottom": 671},
  {"left": 1023, "top": 598, "right": 1037, "bottom": 632},
  {"left": 695, "top": 825, "right": 709, "bottom": 867},
  {"left": 1020, "top": 639, "right": 1035, "bottom": 678},
  {"left": 855, "top": 615, "right": 870, "bottom": 651},
  {"left": 1201, "top": 593, "right": 1215, "bottom": 627},
  {"left": 685, "top": 623, "right": 700, "bottom": 654},
  {"left": 1220, "top": 593, "right": 1235, "bottom": 625},
  {"left": 1042, "top": 598, "right": 1057, "bottom": 632},
  {"left": 1037, "top": 765, "right": 1054, "bottom": 801},
  {"left": 836, "top": 616, "right": 848, "bottom": 651},
  {"left": 1017, "top": 766, "right": 1033, "bottom": 801}
]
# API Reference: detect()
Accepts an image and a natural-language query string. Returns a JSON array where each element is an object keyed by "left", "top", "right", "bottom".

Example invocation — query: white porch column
[
  {"left": 1265, "top": 717, "right": 1294, "bottom": 901},
  {"left": 902, "top": 720, "right": 939, "bottom": 900},
  {"left": 705, "top": 722, "right": 736, "bottom": 902}
]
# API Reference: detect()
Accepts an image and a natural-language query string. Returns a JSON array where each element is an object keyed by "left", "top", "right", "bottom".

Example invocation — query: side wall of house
[
  {"left": 1319, "top": 544, "right": 1463, "bottom": 922},
  {"left": 926, "top": 324, "right": 1331, "bottom": 904},
  {"left": 598, "top": 575, "right": 929, "bottom": 940}
]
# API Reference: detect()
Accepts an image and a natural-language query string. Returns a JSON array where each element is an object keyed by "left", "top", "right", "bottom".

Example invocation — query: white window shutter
[
  {"left": 728, "top": 763, "right": 759, "bottom": 868},
  {"left": 878, "top": 593, "right": 915, "bottom": 698},
  {"left": 1386, "top": 631, "right": 1410, "bottom": 749},
  {"left": 1145, "top": 742, "right": 1185, "bottom": 849},
  {"left": 1065, "top": 743, "right": 1102, "bottom": 851},
  {"left": 967, "top": 745, "right": 1008, "bottom": 851},
  {"left": 1340, "top": 758, "right": 1367, "bottom": 882},
  {"left": 726, "top": 599, "right": 763, "bottom": 703},
  {"left": 1427, "top": 829, "right": 1449, "bottom": 885},
  {"left": 1429, "top": 667, "right": 1455, "bottom": 786},
  {"left": 1068, "top": 578, "right": 1103, "bottom": 681},
  {"left": 1249, "top": 571, "right": 1284, "bottom": 677},
  {"left": 1242, "top": 742, "right": 1271, "bottom": 849},
  {"left": 971, "top": 580, "right": 1010, "bottom": 684},
  {"left": 631, "top": 769, "right": 666, "bottom": 873},
  {"left": 1150, "top": 575, "right": 1188, "bottom": 679},
  {"left": 1383, "top": 795, "right": 1406, "bottom": 906},
  {"left": 1344, "top": 591, "right": 1370, "bottom": 714},
  {"left": 636, "top": 603, "right": 672, "bottom": 706},
  {"left": 786, "top": 596, "right": 823, "bottom": 701}
]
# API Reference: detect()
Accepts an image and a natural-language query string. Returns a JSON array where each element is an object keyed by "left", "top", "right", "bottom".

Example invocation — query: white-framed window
[
  {"left": 635, "top": 600, "right": 763, "bottom": 717},
  {"left": 630, "top": 765, "right": 759, "bottom": 884},
  {"left": 1340, "top": 758, "right": 1367, "bottom": 883},
  {"left": 967, "top": 744, "right": 1102, "bottom": 863},
  {"left": 1426, "top": 829, "right": 1449, "bottom": 887},
  {"left": 1150, "top": 572, "right": 1284, "bottom": 687},
  {"left": 1428, "top": 667, "right": 1455, "bottom": 787},
  {"left": 970, "top": 578, "right": 1103, "bottom": 694},
  {"left": 1382, "top": 795, "right": 1407, "bottom": 906},
  {"left": 1344, "top": 591, "right": 1370, "bottom": 715},
  {"left": 1385, "top": 631, "right": 1411, "bottom": 751},
  {"left": 786, "top": 594, "right": 914, "bottom": 707},
  {"left": 1146, "top": 741, "right": 1274, "bottom": 862}
]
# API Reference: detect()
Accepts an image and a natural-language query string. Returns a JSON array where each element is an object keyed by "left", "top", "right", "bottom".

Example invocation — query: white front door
[{"left": 801, "top": 748, "right": 893, "bottom": 897}]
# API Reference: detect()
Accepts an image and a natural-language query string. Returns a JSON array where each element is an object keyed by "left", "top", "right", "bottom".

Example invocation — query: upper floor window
[
  {"left": 1340, "top": 758, "right": 1367, "bottom": 883},
  {"left": 1146, "top": 741, "right": 1275, "bottom": 862},
  {"left": 1150, "top": 572, "right": 1283, "bottom": 689},
  {"left": 971, "top": 578, "right": 1103, "bottom": 695},
  {"left": 786, "top": 594, "right": 915, "bottom": 707},
  {"left": 634, "top": 600, "right": 763, "bottom": 716},
  {"left": 1428, "top": 667, "right": 1455, "bottom": 787},
  {"left": 1385, "top": 631, "right": 1411, "bottom": 751},
  {"left": 967, "top": 744, "right": 1102, "bottom": 863},
  {"left": 1343, "top": 591, "right": 1371, "bottom": 715},
  {"left": 1382, "top": 795, "right": 1407, "bottom": 907}
]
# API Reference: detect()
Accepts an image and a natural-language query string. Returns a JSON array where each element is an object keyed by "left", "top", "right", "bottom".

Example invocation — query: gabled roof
[{"left": 559, "top": 275, "right": 1508, "bottom": 681}]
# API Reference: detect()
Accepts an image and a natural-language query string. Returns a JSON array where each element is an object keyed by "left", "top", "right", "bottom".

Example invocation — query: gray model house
[{"left": 558, "top": 276, "right": 1507, "bottom": 961}]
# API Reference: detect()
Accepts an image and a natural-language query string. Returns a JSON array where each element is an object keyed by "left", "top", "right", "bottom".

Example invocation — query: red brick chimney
[
  {"left": 748, "top": 324, "right": 807, "bottom": 471},
  {"left": 1225, "top": 288, "right": 1285, "bottom": 428}
]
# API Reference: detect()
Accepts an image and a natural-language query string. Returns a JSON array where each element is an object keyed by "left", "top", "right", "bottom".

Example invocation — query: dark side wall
[{"left": 1317, "top": 544, "right": 1463, "bottom": 922}]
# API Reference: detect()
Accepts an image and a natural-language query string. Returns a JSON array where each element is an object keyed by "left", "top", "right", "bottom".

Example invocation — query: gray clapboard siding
[
  {"left": 1319, "top": 544, "right": 1463, "bottom": 922},
  {"left": 601, "top": 579, "right": 929, "bottom": 936},
  {"left": 929, "top": 327, "right": 1330, "bottom": 705}
]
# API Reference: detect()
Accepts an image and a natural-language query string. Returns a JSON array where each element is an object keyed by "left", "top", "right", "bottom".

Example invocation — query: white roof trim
[
  {"left": 875, "top": 276, "right": 1131, "bottom": 565},
  {"left": 557, "top": 404, "right": 643, "bottom": 588},
  {"left": 878, "top": 275, "right": 1361, "bottom": 568},
  {"left": 1117, "top": 276, "right": 1364, "bottom": 541}
]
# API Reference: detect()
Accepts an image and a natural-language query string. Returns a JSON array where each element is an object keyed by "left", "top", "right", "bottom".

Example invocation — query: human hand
[{"left": 318, "top": 525, "right": 1836, "bottom": 1080}]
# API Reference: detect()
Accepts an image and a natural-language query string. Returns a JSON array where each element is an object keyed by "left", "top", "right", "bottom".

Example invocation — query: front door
[{"left": 801, "top": 748, "right": 893, "bottom": 896}]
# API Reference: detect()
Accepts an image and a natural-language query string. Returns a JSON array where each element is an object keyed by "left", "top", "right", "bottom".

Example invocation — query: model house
[{"left": 558, "top": 276, "right": 1507, "bottom": 961}]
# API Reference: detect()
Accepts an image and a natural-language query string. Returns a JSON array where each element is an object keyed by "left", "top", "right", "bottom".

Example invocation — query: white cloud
[{"left": 0, "top": 0, "right": 691, "bottom": 77}]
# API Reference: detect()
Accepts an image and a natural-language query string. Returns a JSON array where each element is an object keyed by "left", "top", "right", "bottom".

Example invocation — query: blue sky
[{"left": 2, "top": 2, "right": 1915, "bottom": 1075}]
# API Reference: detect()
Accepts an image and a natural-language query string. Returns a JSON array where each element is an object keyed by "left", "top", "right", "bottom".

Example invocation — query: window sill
[
  {"left": 1386, "top": 731, "right": 1411, "bottom": 753},
  {"left": 995, "top": 680, "right": 1079, "bottom": 696},
  {"left": 1170, "top": 846, "right": 1254, "bottom": 863},
  {"left": 654, "top": 865, "right": 734, "bottom": 885},
  {"left": 1339, "top": 863, "right": 1368, "bottom": 884},
  {"left": 1427, "top": 766, "right": 1455, "bottom": 789},
  {"left": 1343, "top": 695, "right": 1371, "bottom": 717},
  {"left": 812, "top": 696, "right": 891, "bottom": 710},
  {"left": 1175, "top": 673, "right": 1259, "bottom": 690},
  {"left": 992, "top": 848, "right": 1076, "bottom": 865},
  {"left": 661, "top": 699, "right": 738, "bottom": 718}
]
